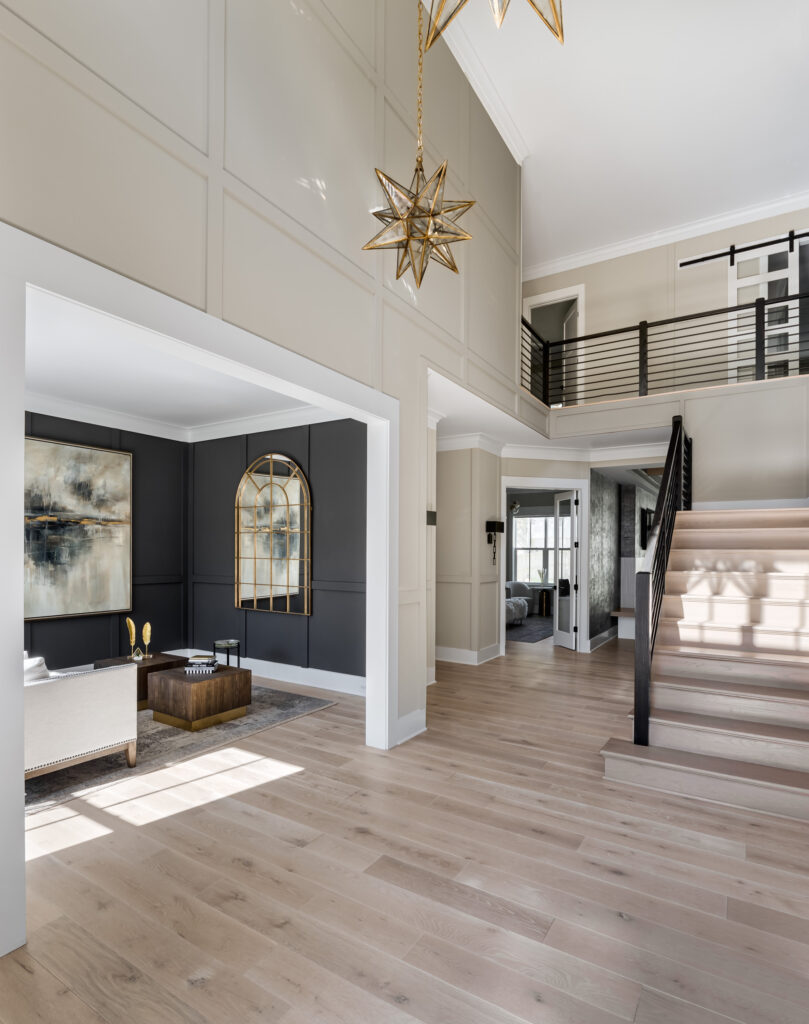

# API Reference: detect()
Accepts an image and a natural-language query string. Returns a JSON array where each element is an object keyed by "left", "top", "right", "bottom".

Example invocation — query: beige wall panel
[
  {"left": 322, "top": 0, "right": 377, "bottom": 66},
  {"left": 382, "top": 102, "right": 465, "bottom": 339},
  {"left": 225, "top": 0, "right": 377, "bottom": 264},
  {"left": 222, "top": 195, "right": 375, "bottom": 383},
  {"left": 436, "top": 450, "right": 472, "bottom": 577},
  {"left": 4, "top": 0, "right": 208, "bottom": 150},
  {"left": 685, "top": 383, "right": 809, "bottom": 501},
  {"left": 518, "top": 395, "right": 550, "bottom": 435},
  {"left": 426, "top": 427, "right": 437, "bottom": 673},
  {"left": 467, "top": 360, "right": 517, "bottom": 413},
  {"left": 383, "top": 2, "right": 467, "bottom": 180},
  {"left": 553, "top": 397, "right": 682, "bottom": 438},
  {"left": 502, "top": 458, "right": 589, "bottom": 479},
  {"left": 435, "top": 582, "right": 471, "bottom": 649},
  {"left": 476, "top": 448, "right": 501, "bottom": 569},
  {"left": 398, "top": 598, "right": 426, "bottom": 716},
  {"left": 0, "top": 36, "right": 207, "bottom": 307},
  {"left": 478, "top": 580, "right": 499, "bottom": 649},
  {"left": 468, "top": 93, "right": 520, "bottom": 253},
  {"left": 467, "top": 215, "right": 520, "bottom": 378},
  {"left": 397, "top": 398, "right": 427, "bottom": 595}
]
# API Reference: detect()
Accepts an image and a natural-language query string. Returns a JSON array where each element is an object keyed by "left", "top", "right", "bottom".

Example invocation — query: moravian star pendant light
[
  {"left": 363, "top": 0, "right": 474, "bottom": 288},
  {"left": 425, "top": 0, "right": 564, "bottom": 50}
]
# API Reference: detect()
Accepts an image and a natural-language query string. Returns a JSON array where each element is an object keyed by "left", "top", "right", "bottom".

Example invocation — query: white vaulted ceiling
[{"left": 438, "top": 0, "right": 809, "bottom": 276}]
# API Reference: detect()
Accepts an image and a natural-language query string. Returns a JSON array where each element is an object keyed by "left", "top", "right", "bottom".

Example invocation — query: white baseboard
[
  {"left": 395, "top": 708, "right": 426, "bottom": 744},
  {"left": 588, "top": 626, "right": 618, "bottom": 651},
  {"left": 435, "top": 643, "right": 501, "bottom": 666},
  {"left": 692, "top": 498, "right": 809, "bottom": 510},
  {"left": 167, "top": 650, "right": 365, "bottom": 697}
]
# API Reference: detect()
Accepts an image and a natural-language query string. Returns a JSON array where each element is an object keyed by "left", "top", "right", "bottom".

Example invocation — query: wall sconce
[
  {"left": 485, "top": 520, "right": 504, "bottom": 565},
  {"left": 509, "top": 500, "right": 520, "bottom": 517}
]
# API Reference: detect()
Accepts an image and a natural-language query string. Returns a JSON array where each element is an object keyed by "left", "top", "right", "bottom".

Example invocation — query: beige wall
[
  {"left": 436, "top": 447, "right": 502, "bottom": 659},
  {"left": 426, "top": 426, "right": 437, "bottom": 682},
  {"left": 524, "top": 206, "right": 809, "bottom": 333},
  {"left": 0, "top": 1, "right": 522, "bottom": 725}
]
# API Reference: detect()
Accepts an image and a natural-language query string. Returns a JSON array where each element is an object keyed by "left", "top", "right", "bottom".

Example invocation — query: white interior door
[
  {"left": 553, "top": 490, "right": 579, "bottom": 649},
  {"left": 729, "top": 242, "right": 800, "bottom": 381}
]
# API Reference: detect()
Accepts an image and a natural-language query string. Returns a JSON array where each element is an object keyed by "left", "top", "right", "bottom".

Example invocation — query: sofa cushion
[{"left": 24, "top": 656, "right": 49, "bottom": 682}]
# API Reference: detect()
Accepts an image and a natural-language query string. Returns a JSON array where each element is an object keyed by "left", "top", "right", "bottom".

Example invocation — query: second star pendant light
[{"left": 363, "top": 0, "right": 474, "bottom": 288}]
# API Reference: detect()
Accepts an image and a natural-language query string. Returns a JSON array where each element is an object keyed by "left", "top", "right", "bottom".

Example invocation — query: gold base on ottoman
[{"left": 153, "top": 706, "right": 247, "bottom": 732}]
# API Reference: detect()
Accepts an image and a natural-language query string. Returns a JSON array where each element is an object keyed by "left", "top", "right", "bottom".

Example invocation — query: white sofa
[{"left": 24, "top": 657, "right": 138, "bottom": 779}]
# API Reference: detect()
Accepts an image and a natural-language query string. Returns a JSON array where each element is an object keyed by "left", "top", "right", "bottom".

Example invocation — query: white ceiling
[
  {"left": 25, "top": 289, "right": 335, "bottom": 442},
  {"left": 442, "top": 0, "right": 809, "bottom": 277},
  {"left": 429, "top": 371, "right": 669, "bottom": 458}
]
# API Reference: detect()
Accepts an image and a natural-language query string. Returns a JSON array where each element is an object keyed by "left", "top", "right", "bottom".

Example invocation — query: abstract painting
[{"left": 24, "top": 438, "right": 132, "bottom": 620}]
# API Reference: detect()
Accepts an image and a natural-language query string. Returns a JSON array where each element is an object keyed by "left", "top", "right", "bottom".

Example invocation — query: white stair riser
[
  {"left": 676, "top": 511, "right": 809, "bottom": 530},
  {"left": 662, "top": 596, "right": 809, "bottom": 629},
  {"left": 653, "top": 686, "right": 809, "bottom": 728},
  {"left": 657, "top": 621, "right": 809, "bottom": 654},
  {"left": 664, "top": 572, "right": 809, "bottom": 600},
  {"left": 653, "top": 652, "right": 808, "bottom": 687},
  {"left": 648, "top": 720, "right": 809, "bottom": 772},
  {"left": 668, "top": 551, "right": 809, "bottom": 573},
  {"left": 672, "top": 529, "right": 809, "bottom": 551},
  {"left": 603, "top": 752, "right": 809, "bottom": 820}
]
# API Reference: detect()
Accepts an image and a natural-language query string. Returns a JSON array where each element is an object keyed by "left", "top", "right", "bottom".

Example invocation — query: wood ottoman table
[
  {"left": 147, "top": 665, "right": 252, "bottom": 731},
  {"left": 93, "top": 652, "right": 188, "bottom": 710}
]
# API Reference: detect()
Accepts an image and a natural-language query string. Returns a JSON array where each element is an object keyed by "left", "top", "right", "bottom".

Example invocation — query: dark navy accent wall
[
  {"left": 24, "top": 413, "right": 367, "bottom": 677},
  {"left": 24, "top": 412, "right": 188, "bottom": 669},
  {"left": 189, "top": 419, "right": 366, "bottom": 677}
]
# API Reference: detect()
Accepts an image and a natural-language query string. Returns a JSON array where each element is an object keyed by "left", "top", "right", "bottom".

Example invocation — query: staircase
[{"left": 602, "top": 507, "right": 809, "bottom": 819}]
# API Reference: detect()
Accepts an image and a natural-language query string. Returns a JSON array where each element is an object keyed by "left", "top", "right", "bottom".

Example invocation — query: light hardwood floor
[{"left": 5, "top": 639, "right": 809, "bottom": 1023}]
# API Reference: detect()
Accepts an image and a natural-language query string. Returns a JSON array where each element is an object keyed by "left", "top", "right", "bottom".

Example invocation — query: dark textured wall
[
  {"left": 589, "top": 470, "right": 621, "bottom": 638},
  {"left": 24, "top": 413, "right": 187, "bottom": 669},
  {"left": 189, "top": 419, "right": 367, "bottom": 677}
]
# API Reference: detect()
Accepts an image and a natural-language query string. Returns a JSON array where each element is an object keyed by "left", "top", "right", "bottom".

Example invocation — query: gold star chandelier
[
  {"left": 425, "top": 0, "right": 564, "bottom": 50},
  {"left": 363, "top": 0, "right": 474, "bottom": 288}
]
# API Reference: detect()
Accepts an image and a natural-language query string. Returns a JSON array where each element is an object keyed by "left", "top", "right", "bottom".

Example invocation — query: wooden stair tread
[
  {"left": 677, "top": 509, "right": 809, "bottom": 522},
  {"left": 647, "top": 708, "right": 809, "bottom": 744},
  {"left": 652, "top": 673, "right": 809, "bottom": 702},
  {"left": 601, "top": 738, "right": 809, "bottom": 792},
  {"left": 660, "top": 615, "right": 809, "bottom": 634}
]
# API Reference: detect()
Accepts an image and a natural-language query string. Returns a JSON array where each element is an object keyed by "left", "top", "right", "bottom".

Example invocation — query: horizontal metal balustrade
[{"left": 521, "top": 291, "right": 809, "bottom": 408}]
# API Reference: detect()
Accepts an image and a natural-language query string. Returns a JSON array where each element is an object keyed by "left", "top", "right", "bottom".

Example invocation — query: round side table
[{"left": 213, "top": 638, "right": 241, "bottom": 667}]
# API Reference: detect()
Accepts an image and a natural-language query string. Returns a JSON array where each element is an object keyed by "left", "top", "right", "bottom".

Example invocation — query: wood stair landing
[{"left": 602, "top": 507, "right": 809, "bottom": 819}]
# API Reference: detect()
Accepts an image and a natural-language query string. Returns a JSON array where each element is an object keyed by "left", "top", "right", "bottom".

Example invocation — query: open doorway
[{"left": 504, "top": 485, "right": 581, "bottom": 650}]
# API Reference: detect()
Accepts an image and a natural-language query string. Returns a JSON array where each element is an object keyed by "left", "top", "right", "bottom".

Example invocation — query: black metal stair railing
[
  {"left": 633, "top": 415, "right": 692, "bottom": 745},
  {"left": 520, "top": 290, "right": 809, "bottom": 408}
]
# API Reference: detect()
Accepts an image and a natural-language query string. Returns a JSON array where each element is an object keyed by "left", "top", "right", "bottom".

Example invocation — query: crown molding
[
  {"left": 437, "top": 433, "right": 505, "bottom": 457},
  {"left": 501, "top": 441, "right": 668, "bottom": 464},
  {"left": 427, "top": 409, "right": 446, "bottom": 430},
  {"left": 24, "top": 390, "right": 339, "bottom": 444},
  {"left": 440, "top": 20, "right": 529, "bottom": 165},
  {"left": 523, "top": 188, "right": 809, "bottom": 282}
]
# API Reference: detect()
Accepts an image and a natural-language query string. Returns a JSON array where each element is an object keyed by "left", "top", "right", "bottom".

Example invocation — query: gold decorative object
[
  {"left": 235, "top": 454, "right": 311, "bottom": 615},
  {"left": 142, "top": 622, "right": 152, "bottom": 658},
  {"left": 363, "top": 0, "right": 474, "bottom": 288},
  {"left": 126, "top": 616, "right": 136, "bottom": 659},
  {"left": 425, "top": 0, "right": 564, "bottom": 50}
]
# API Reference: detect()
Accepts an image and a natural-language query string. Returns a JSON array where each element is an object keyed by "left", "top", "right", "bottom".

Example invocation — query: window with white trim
[{"left": 513, "top": 515, "right": 555, "bottom": 584}]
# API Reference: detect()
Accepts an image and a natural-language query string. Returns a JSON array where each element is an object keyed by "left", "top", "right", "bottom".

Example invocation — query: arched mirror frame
[{"left": 235, "top": 453, "right": 312, "bottom": 615}]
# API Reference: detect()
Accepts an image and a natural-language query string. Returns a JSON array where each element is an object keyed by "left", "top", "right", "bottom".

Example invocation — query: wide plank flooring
[{"left": 5, "top": 638, "right": 809, "bottom": 1022}]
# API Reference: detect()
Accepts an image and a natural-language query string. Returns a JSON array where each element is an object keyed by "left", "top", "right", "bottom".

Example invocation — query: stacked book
[{"left": 185, "top": 655, "right": 219, "bottom": 676}]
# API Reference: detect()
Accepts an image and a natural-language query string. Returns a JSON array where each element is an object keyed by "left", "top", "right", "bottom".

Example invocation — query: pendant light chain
[{"left": 417, "top": 0, "right": 424, "bottom": 167}]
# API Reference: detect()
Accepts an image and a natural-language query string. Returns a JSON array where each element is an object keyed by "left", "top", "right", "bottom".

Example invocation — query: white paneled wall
[{"left": 0, "top": 0, "right": 526, "bottom": 729}]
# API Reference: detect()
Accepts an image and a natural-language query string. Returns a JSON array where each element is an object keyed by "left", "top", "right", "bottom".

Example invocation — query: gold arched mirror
[{"left": 235, "top": 453, "right": 311, "bottom": 614}]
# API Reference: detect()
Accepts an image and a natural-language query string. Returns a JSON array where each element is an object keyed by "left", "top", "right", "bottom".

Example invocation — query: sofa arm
[{"left": 24, "top": 663, "right": 138, "bottom": 776}]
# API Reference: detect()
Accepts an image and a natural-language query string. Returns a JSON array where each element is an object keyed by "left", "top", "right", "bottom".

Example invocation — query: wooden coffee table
[
  {"left": 94, "top": 652, "right": 188, "bottom": 710},
  {"left": 147, "top": 665, "right": 252, "bottom": 731}
]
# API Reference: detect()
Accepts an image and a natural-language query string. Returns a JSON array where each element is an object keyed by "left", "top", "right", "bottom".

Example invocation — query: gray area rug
[
  {"left": 506, "top": 614, "right": 554, "bottom": 644},
  {"left": 25, "top": 683, "right": 334, "bottom": 813}
]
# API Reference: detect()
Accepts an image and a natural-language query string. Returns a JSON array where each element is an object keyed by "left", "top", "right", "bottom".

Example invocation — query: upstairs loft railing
[
  {"left": 521, "top": 290, "right": 809, "bottom": 408},
  {"left": 634, "top": 415, "right": 692, "bottom": 745}
]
